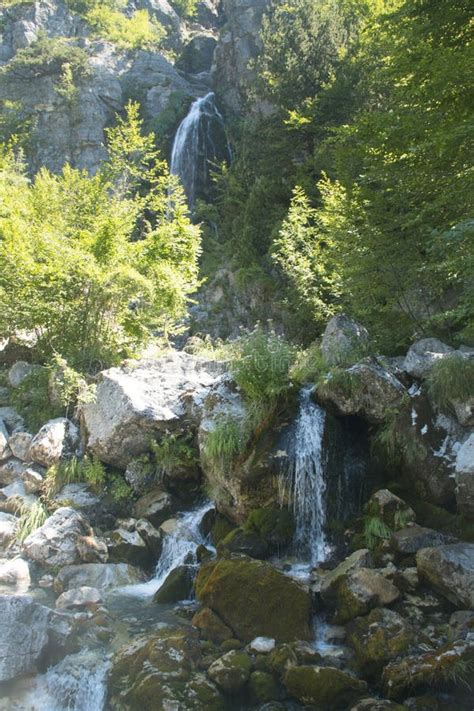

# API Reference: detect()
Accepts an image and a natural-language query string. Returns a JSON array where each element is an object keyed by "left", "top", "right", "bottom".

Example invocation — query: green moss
[
  {"left": 284, "top": 665, "right": 366, "bottom": 707},
  {"left": 243, "top": 508, "right": 295, "bottom": 547},
  {"left": 249, "top": 671, "right": 280, "bottom": 704},
  {"left": 210, "top": 514, "right": 236, "bottom": 546}
]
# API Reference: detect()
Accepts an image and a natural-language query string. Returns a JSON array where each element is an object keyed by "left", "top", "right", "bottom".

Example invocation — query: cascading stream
[{"left": 170, "top": 92, "right": 230, "bottom": 209}]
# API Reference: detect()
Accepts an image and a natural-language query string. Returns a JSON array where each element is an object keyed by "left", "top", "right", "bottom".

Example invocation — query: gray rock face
[
  {"left": 455, "top": 434, "right": 474, "bottom": 519},
  {"left": 7, "top": 361, "right": 39, "bottom": 389},
  {"left": 106, "top": 526, "right": 153, "bottom": 568},
  {"left": 416, "top": 543, "right": 474, "bottom": 609},
  {"left": 321, "top": 315, "right": 370, "bottom": 367},
  {"left": 0, "top": 595, "right": 50, "bottom": 682},
  {"left": 82, "top": 353, "right": 221, "bottom": 467},
  {"left": 390, "top": 524, "right": 457, "bottom": 556},
  {"left": 0, "top": 479, "right": 37, "bottom": 514},
  {"left": 0, "top": 558, "right": 30, "bottom": 593},
  {"left": 0, "top": 457, "right": 25, "bottom": 487},
  {"left": 134, "top": 487, "right": 176, "bottom": 527},
  {"left": 0, "top": 418, "right": 9, "bottom": 460},
  {"left": 55, "top": 585, "right": 102, "bottom": 610},
  {"left": 28, "top": 418, "right": 79, "bottom": 467},
  {"left": 403, "top": 338, "right": 454, "bottom": 379},
  {"left": 54, "top": 562, "right": 145, "bottom": 592},
  {"left": 0, "top": 512, "right": 17, "bottom": 549},
  {"left": 23, "top": 506, "right": 106, "bottom": 568},
  {"left": 7, "top": 432, "right": 33, "bottom": 461},
  {"left": 322, "top": 567, "right": 400, "bottom": 625}
]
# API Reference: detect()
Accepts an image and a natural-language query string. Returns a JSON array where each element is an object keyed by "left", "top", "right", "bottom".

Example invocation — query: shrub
[
  {"left": 85, "top": 7, "right": 166, "bottom": 50},
  {"left": 151, "top": 432, "right": 197, "bottom": 475},
  {"left": 427, "top": 354, "right": 474, "bottom": 410},
  {"left": 108, "top": 473, "right": 132, "bottom": 503},
  {"left": 16, "top": 500, "right": 49, "bottom": 542},
  {"left": 2, "top": 35, "right": 90, "bottom": 81},
  {"left": 372, "top": 406, "right": 427, "bottom": 467},
  {"left": 170, "top": 0, "right": 197, "bottom": 18}
]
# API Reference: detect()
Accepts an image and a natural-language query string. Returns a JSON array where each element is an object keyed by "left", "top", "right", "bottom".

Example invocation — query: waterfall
[
  {"left": 280, "top": 387, "right": 330, "bottom": 567},
  {"left": 170, "top": 92, "right": 230, "bottom": 209}
]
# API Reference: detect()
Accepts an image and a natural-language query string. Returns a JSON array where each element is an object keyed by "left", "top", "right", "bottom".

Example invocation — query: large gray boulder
[
  {"left": 23, "top": 507, "right": 107, "bottom": 568},
  {"left": 7, "top": 361, "right": 39, "bottom": 389},
  {"left": 0, "top": 557, "right": 30, "bottom": 593},
  {"left": 390, "top": 524, "right": 456, "bottom": 556},
  {"left": 54, "top": 562, "right": 145, "bottom": 592},
  {"left": 403, "top": 338, "right": 454, "bottom": 379},
  {"left": 321, "top": 315, "right": 369, "bottom": 366},
  {"left": 0, "top": 595, "right": 50, "bottom": 682},
  {"left": 82, "top": 352, "right": 222, "bottom": 467},
  {"left": 28, "top": 418, "right": 79, "bottom": 467},
  {"left": 416, "top": 543, "right": 474, "bottom": 608},
  {"left": 455, "top": 434, "right": 474, "bottom": 519}
]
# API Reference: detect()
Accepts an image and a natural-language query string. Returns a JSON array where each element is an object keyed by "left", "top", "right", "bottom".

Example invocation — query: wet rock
[
  {"left": 416, "top": 543, "right": 474, "bottom": 608},
  {"left": 0, "top": 595, "right": 50, "bottom": 681},
  {"left": 320, "top": 549, "right": 373, "bottom": 598},
  {"left": 208, "top": 649, "right": 253, "bottom": 693},
  {"left": 243, "top": 508, "right": 295, "bottom": 549},
  {"left": 196, "top": 544, "right": 213, "bottom": 563},
  {"left": 390, "top": 525, "right": 457, "bottom": 556},
  {"left": 347, "top": 608, "right": 415, "bottom": 677},
  {"left": 160, "top": 517, "right": 179, "bottom": 536},
  {"left": 7, "top": 361, "right": 39, "bottom": 389},
  {"left": 106, "top": 527, "right": 153, "bottom": 569},
  {"left": 218, "top": 527, "right": 269, "bottom": 559},
  {"left": 135, "top": 518, "right": 163, "bottom": 558},
  {"left": 322, "top": 567, "right": 400, "bottom": 624},
  {"left": 403, "top": 338, "right": 454, "bottom": 379},
  {"left": 284, "top": 665, "right": 367, "bottom": 709},
  {"left": 350, "top": 701, "right": 408, "bottom": 710},
  {"left": 0, "top": 512, "right": 17, "bottom": 548},
  {"left": 455, "top": 434, "right": 474, "bottom": 519},
  {"left": 55, "top": 585, "right": 102, "bottom": 610},
  {"left": 316, "top": 358, "right": 407, "bottom": 424},
  {"left": 0, "top": 557, "right": 30, "bottom": 593},
  {"left": 23, "top": 507, "right": 106, "bottom": 568},
  {"left": 28, "top": 418, "right": 79, "bottom": 467},
  {"left": 81, "top": 353, "right": 220, "bottom": 467},
  {"left": 365, "top": 490, "right": 415, "bottom": 530},
  {"left": 134, "top": 488, "right": 176, "bottom": 527},
  {"left": 154, "top": 565, "right": 194, "bottom": 603},
  {"left": 54, "top": 562, "right": 145, "bottom": 592},
  {"left": 7, "top": 432, "right": 33, "bottom": 462},
  {"left": 195, "top": 557, "right": 312, "bottom": 643},
  {"left": 193, "top": 606, "right": 233, "bottom": 643},
  {"left": 321, "top": 315, "right": 370, "bottom": 366}
]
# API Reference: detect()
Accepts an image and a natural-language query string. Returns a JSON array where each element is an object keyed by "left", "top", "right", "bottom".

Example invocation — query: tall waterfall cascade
[{"left": 170, "top": 92, "right": 231, "bottom": 209}]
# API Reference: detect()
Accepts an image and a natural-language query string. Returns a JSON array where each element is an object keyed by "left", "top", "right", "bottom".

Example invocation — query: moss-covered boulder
[
  {"left": 347, "top": 608, "right": 415, "bottom": 677},
  {"left": 217, "top": 528, "right": 269, "bottom": 559},
  {"left": 207, "top": 650, "right": 253, "bottom": 693},
  {"left": 210, "top": 514, "right": 236, "bottom": 545},
  {"left": 249, "top": 670, "right": 281, "bottom": 704},
  {"left": 195, "top": 557, "right": 312, "bottom": 643},
  {"left": 365, "top": 489, "right": 416, "bottom": 530},
  {"left": 192, "top": 607, "right": 233, "bottom": 643},
  {"left": 284, "top": 665, "right": 367, "bottom": 709},
  {"left": 244, "top": 508, "right": 295, "bottom": 548},
  {"left": 153, "top": 565, "right": 193, "bottom": 604}
]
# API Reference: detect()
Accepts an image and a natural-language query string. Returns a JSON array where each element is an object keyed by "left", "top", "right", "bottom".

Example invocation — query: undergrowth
[{"left": 427, "top": 354, "right": 474, "bottom": 410}]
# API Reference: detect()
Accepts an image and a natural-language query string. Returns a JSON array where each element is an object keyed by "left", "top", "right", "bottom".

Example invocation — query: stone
[
  {"left": 0, "top": 512, "right": 17, "bottom": 549},
  {"left": 365, "top": 489, "right": 416, "bottom": 530},
  {"left": 249, "top": 670, "right": 281, "bottom": 704},
  {"left": 124, "top": 457, "right": 157, "bottom": 494},
  {"left": 21, "top": 465, "right": 45, "bottom": 494},
  {"left": 7, "top": 361, "right": 39, "bottom": 389},
  {"left": 248, "top": 637, "right": 276, "bottom": 654},
  {"left": 153, "top": 565, "right": 194, "bottom": 603},
  {"left": 322, "top": 566, "right": 400, "bottom": 624},
  {"left": 107, "top": 527, "right": 153, "bottom": 569},
  {"left": 192, "top": 606, "right": 233, "bottom": 643},
  {"left": 135, "top": 518, "right": 163, "bottom": 558},
  {"left": 218, "top": 527, "right": 269, "bottom": 559},
  {"left": 160, "top": 517, "right": 179, "bottom": 535},
  {"left": 195, "top": 557, "right": 312, "bottom": 643},
  {"left": 28, "top": 418, "right": 79, "bottom": 467},
  {"left": 416, "top": 543, "right": 474, "bottom": 608},
  {"left": 53, "top": 483, "right": 100, "bottom": 511},
  {"left": 403, "top": 338, "right": 455, "bottom": 379},
  {"left": 0, "top": 479, "right": 37, "bottom": 513},
  {"left": 76, "top": 534, "right": 109, "bottom": 564},
  {"left": 390, "top": 525, "right": 457, "bottom": 556},
  {"left": 350, "top": 701, "right": 408, "bottom": 711},
  {"left": 321, "top": 315, "right": 370, "bottom": 366},
  {"left": 23, "top": 507, "right": 106, "bottom": 568},
  {"left": 7, "top": 432, "right": 33, "bottom": 461},
  {"left": 243, "top": 508, "right": 295, "bottom": 548},
  {"left": 0, "top": 595, "right": 50, "bottom": 681},
  {"left": 455, "top": 434, "right": 474, "bottom": 519},
  {"left": 0, "top": 457, "right": 25, "bottom": 486},
  {"left": 81, "top": 353, "right": 220, "bottom": 467},
  {"left": 284, "top": 665, "right": 367, "bottom": 708},
  {"left": 0, "top": 407, "right": 24, "bottom": 433},
  {"left": 316, "top": 358, "right": 407, "bottom": 424},
  {"left": 134, "top": 488, "right": 176, "bottom": 527},
  {"left": 55, "top": 562, "right": 145, "bottom": 592},
  {"left": 208, "top": 650, "right": 253, "bottom": 693},
  {"left": 0, "top": 557, "right": 30, "bottom": 593},
  {"left": 55, "top": 586, "right": 102, "bottom": 610},
  {"left": 320, "top": 549, "right": 373, "bottom": 597},
  {"left": 0, "top": 418, "right": 9, "bottom": 460},
  {"left": 449, "top": 610, "right": 474, "bottom": 640},
  {"left": 347, "top": 608, "right": 415, "bottom": 677}
]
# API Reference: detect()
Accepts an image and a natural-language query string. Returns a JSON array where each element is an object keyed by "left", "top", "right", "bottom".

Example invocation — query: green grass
[
  {"left": 291, "top": 342, "right": 328, "bottom": 384},
  {"left": 202, "top": 416, "right": 246, "bottom": 474},
  {"left": 363, "top": 515, "right": 392, "bottom": 550},
  {"left": 43, "top": 457, "right": 84, "bottom": 498},
  {"left": 372, "top": 405, "right": 427, "bottom": 466},
  {"left": 427, "top": 354, "right": 474, "bottom": 409},
  {"left": 16, "top": 500, "right": 49, "bottom": 542}
]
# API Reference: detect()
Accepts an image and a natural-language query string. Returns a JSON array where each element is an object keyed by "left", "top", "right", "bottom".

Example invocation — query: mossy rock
[
  {"left": 284, "top": 665, "right": 367, "bottom": 709},
  {"left": 217, "top": 527, "right": 269, "bottom": 559},
  {"left": 210, "top": 514, "right": 236, "bottom": 545},
  {"left": 249, "top": 670, "right": 281, "bottom": 704},
  {"left": 153, "top": 565, "right": 193, "bottom": 604},
  {"left": 192, "top": 606, "right": 233, "bottom": 644},
  {"left": 207, "top": 650, "right": 253, "bottom": 693},
  {"left": 268, "top": 644, "right": 298, "bottom": 675},
  {"left": 244, "top": 508, "right": 295, "bottom": 548},
  {"left": 195, "top": 557, "right": 312, "bottom": 643}
]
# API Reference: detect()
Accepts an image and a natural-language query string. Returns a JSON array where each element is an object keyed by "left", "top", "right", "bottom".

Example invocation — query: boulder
[
  {"left": 248, "top": 637, "right": 276, "bottom": 654},
  {"left": 28, "top": 418, "right": 79, "bottom": 467},
  {"left": 0, "top": 479, "right": 37, "bottom": 513},
  {"left": 106, "top": 527, "right": 153, "bottom": 569},
  {"left": 0, "top": 595, "right": 50, "bottom": 681},
  {"left": 416, "top": 543, "right": 474, "bottom": 608},
  {"left": 347, "top": 608, "right": 415, "bottom": 677},
  {"left": 316, "top": 359, "right": 407, "bottom": 424},
  {"left": 55, "top": 586, "right": 102, "bottom": 610},
  {"left": 0, "top": 557, "right": 30, "bottom": 593},
  {"left": 7, "top": 361, "right": 40, "bottom": 389},
  {"left": 0, "top": 512, "right": 17, "bottom": 548},
  {"left": 124, "top": 457, "right": 157, "bottom": 494},
  {"left": 81, "top": 353, "right": 221, "bottom": 467},
  {"left": 403, "top": 338, "right": 454, "bottom": 379},
  {"left": 320, "top": 550, "right": 373, "bottom": 597},
  {"left": 365, "top": 490, "right": 415, "bottom": 530},
  {"left": 0, "top": 457, "right": 25, "bottom": 486},
  {"left": 243, "top": 508, "right": 295, "bottom": 549},
  {"left": 23, "top": 507, "right": 107, "bottom": 568},
  {"left": 218, "top": 528, "right": 269, "bottom": 559},
  {"left": 0, "top": 418, "right": 9, "bottom": 459},
  {"left": 195, "top": 557, "right": 312, "bottom": 643},
  {"left": 135, "top": 518, "right": 163, "bottom": 558},
  {"left": 322, "top": 566, "right": 400, "bottom": 625},
  {"left": 208, "top": 650, "right": 253, "bottom": 693},
  {"left": 153, "top": 565, "right": 194, "bottom": 603},
  {"left": 390, "top": 525, "right": 457, "bottom": 556},
  {"left": 133, "top": 488, "right": 176, "bottom": 527},
  {"left": 321, "top": 315, "right": 370, "bottom": 366},
  {"left": 455, "top": 434, "right": 474, "bottom": 519},
  {"left": 350, "top": 701, "right": 409, "bottom": 710},
  {"left": 54, "top": 562, "right": 145, "bottom": 592},
  {"left": 192, "top": 606, "right": 233, "bottom": 643},
  {"left": 284, "top": 665, "right": 367, "bottom": 709},
  {"left": 249, "top": 670, "right": 281, "bottom": 704},
  {"left": 7, "top": 432, "right": 33, "bottom": 461},
  {"left": 21, "top": 465, "right": 45, "bottom": 494},
  {"left": 0, "top": 407, "right": 24, "bottom": 433},
  {"left": 53, "top": 483, "right": 100, "bottom": 511}
]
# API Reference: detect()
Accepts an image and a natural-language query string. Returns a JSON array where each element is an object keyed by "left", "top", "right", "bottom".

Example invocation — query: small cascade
[
  {"left": 279, "top": 387, "right": 330, "bottom": 567},
  {"left": 170, "top": 91, "right": 230, "bottom": 209},
  {"left": 120, "top": 501, "right": 215, "bottom": 598}
]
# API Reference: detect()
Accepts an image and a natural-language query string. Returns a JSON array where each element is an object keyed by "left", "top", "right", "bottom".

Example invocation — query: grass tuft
[
  {"left": 427, "top": 354, "right": 474, "bottom": 409},
  {"left": 17, "top": 500, "right": 49, "bottom": 542}
]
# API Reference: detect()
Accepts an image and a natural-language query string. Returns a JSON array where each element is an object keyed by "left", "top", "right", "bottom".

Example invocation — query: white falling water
[
  {"left": 119, "top": 501, "right": 215, "bottom": 598},
  {"left": 280, "top": 387, "right": 330, "bottom": 567},
  {"left": 170, "top": 91, "right": 228, "bottom": 208}
]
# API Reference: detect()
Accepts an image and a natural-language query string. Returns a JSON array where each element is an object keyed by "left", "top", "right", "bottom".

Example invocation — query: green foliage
[
  {"left": 373, "top": 405, "right": 427, "bottom": 466},
  {"left": 82, "top": 455, "right": 106, "bottom": 492},
  {"left": 151, "top": 432, "right": 198, "bottom": 474},
  {"left": 202, "top": 416, "right": 246, "bottom": 475},
  {"left": 108, "top": 473, "right": 132, "bottom": 503},
  {"left": 152, "top": 91, "right": 192, "bottom": 151},
  {"left": 10, "top": 367, "right": 60, "bottom": 432},
  {"left": 290, "top": 343, "right": 328, "bottom": 384},
  {"left": 16, "top": 500, "right": 49, "bottom": 543},
  {"left": 0, "top": 100, "right": 34, "bottom": 148},
  {"left": 363, "top": 515, "right": 392, "bottom": 550},
  {"left": 169, "top": 0, "right": 198, "bottom": 18},
  {"left": 1, "top": 34, "right": 90, "bottom": 83},
  {"left": 44, "top": 457, "right": 84, "bottom": 498},
  {"left": 427, "top": 354, "right": 474, "bottom": 409},
  {"left": 317, "top": 366, "right": 364, "bottom": 401},
  {"left": 0, "top": 101, "right": 201, "bottom": 372},
  {"left": 49, "top": 355, "right": 96, "bottom": 410}
]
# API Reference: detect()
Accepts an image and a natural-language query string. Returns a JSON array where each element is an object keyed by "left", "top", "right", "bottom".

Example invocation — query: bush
[
  {"left": 10, "top": 367, "right": 61, "bottom": 432},
  {"left": 427, "top": 354, "right": 474, "bottom": 410},
  {"left": 86, "top": 7, "right": 165, "bottom": 50},
  {"left": 1, "top": 35, "right": 90, "bottom": 80},
  {"left": 82, "top": 455, "right": 106, "bottom": 492}
]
